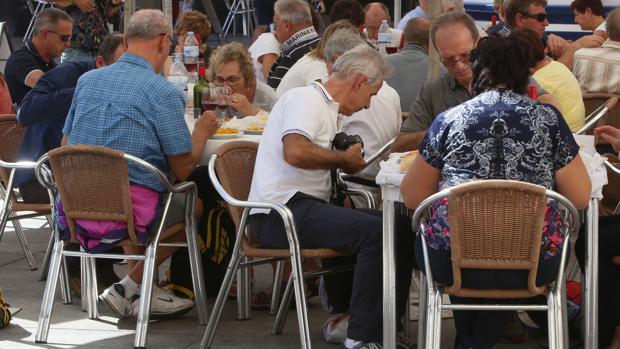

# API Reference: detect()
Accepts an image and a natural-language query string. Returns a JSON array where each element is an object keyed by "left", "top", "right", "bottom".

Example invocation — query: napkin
[{"left": 580, "top": 150, "right": 608, "bottom": 199}]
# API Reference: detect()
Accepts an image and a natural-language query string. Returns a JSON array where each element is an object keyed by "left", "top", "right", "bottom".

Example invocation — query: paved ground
[{"left": 0, "top": 216, "right": 560, "bottom": 349}]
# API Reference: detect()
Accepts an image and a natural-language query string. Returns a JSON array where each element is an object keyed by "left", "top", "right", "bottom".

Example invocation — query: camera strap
[{"left": 329, "top": 169, "right": 348, "bottom": 206}]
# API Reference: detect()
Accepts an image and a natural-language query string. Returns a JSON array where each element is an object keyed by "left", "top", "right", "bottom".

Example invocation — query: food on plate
[
  {"left": 216, "top": 128, "right": 240, "bottom": 135},
  {"left": 399, "top": 150, "right": 419, "bottom": 173},
  {"left": 245, "top": 126, "right": 264, "bottom": 132}
]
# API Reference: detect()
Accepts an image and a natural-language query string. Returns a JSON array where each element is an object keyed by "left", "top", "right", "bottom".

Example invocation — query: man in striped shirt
[
  {"left": 573, "top": 7, "right": 620, "bottom": 95},
  {"left": 267, "top": 0, "right": 320, "bottom": 89}
]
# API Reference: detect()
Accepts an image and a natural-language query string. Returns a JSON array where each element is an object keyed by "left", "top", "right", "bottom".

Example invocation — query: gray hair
[
  {"left": 331, "top": 45, "right": 391, "bottom": 86},
  {"left": 126, "top": 9, "right": 171, "bottom": 41},
  {"left": 33, "top": 8, "right": 72, "bottom": 36},
  {"left": 274, "top": 0, "right": 313, "bottom": 26},
  {"left": 322, "top": 29, "right": 366, "bottom": 63},
  {"left": 430, "top": 11, "right": 479, "bottom": 47},
  {"left": 608, "top": 7, "right": 620, "bottom": 41}
]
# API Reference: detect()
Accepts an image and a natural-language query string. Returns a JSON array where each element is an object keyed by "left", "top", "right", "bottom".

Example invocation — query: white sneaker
[
  {"left": 99, "top": 283, "right": 133, "bottom": 319},
  {"left": 131, "top": 284, "right": 194, "bottom": 318}
]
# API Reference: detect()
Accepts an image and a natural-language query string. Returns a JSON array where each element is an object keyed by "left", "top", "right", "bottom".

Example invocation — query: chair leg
[
  {"left": 270, "top": 260, "right": 285, "bottom": 315},
  {"left": 59, "top": 254, "right": 72, "bottom": 305},
  {"left": 272, "top": 273, "right": 293, "bottom": 335},
  {"left": 39, "top": 224, "right": 55, "bottom": 281},
  {"left": 199, "top": 249, "right": 244, "bottom": 348},
  {"left": 11, "top": 218, "right": 37, "bottom": 270},
  {"left": 424, "top": 287, "right": 436, "bottom": 349},
  {"left": 80, "top": 255, "right": 88, "bottom": 311},
  {"left": 134, "top": 243, "right": 157, "bottom": 349},
  {"left": 185, "top": 221, "right": 208, "bottom": 325},
  {"left": 432, "top": 289, "right": 442, "bottom": 349},
  {"left": 0, "top": 203, "right": 11, "bottom": 243},
  {"left": 236, "top": 257, "right": 251, "bottom": 320},
  {"left": 288, "top": 252, "right": 311, "bottom": 349},
  {"left": 547, "top": 293, "right": 557, "bottom": 349},
  {"left": 416, "top": 273, "right": 427, "bottom": 349},
  {"left": 87, "top": 257, "right": 99, "bottom": 319},
  {"left": 556, "top": 287, "right": 569, "bottom": 349},
  {"left": 35, "top": 239, "right": 65, "bottom": 343}
]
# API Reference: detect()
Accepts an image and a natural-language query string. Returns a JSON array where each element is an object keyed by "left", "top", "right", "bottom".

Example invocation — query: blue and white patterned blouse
[{"left": 418, "top": 88, "right": 579, "bottom": 259}]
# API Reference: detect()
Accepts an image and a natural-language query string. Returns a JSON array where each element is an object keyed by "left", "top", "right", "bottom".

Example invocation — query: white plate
[{"left": 212, "top": 130, "right": 244, "bottom": 139}]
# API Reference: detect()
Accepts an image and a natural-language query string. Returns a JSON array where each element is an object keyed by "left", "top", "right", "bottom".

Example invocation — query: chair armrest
[{"left": 0, "top": 159, "right": 37, "bottom": 169}]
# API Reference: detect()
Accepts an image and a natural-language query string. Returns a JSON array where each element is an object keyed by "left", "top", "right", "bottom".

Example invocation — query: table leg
[
  {"left": 584, "top": 198, "right": 599, "bottom": 349},
  {"left": 383, "top": 199, "right": 397, "bottom": 349}
]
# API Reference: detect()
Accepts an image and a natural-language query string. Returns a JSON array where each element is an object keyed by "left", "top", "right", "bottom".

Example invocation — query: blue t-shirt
[
  {"left": 63, "top": 53, "right": 192, "bottom": 192},
  {"left": 418, "top": 88, "right": 579, "bottom": 258}
]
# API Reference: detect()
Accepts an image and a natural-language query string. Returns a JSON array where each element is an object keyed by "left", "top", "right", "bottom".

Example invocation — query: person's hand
[
  {"left": 340, "top": 143, "right": 366, "bottom": 174},
  {"left": 227, "top": 93, "right": 257, "bottom": 116},
  {"left": 74, "top": 0, "right": 96, "bottom": 12},
  {"left": 194, "top": 110, "right": 219, "bottom": 140},
  {"left": 594, "top": 125, "right": 620, "bottom": 152},
  {"left": 575, "top": 34, "right": 605, "bottom": 49},
  {"left": 545, "top": 34, "right": 569, "bottom": 58}
]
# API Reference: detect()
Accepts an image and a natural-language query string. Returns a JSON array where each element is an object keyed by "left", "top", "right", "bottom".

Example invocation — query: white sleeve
[
  {"left": 281, "top": 91, "right": 322, "bottom": 141},
  {"left": 249, "top": 33, "right": 281, "bottom": 61}
]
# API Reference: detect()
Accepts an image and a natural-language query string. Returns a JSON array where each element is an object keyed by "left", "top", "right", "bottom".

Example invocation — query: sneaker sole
[{"left": 99, "top": 295, "right": 129, "bottom": 319}]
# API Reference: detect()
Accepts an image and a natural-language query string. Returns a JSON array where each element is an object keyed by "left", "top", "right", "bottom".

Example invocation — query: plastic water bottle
[
  {"left": 377, "top": 20, "right": 391, "bottom": 55},
  {"left": 183, "top": 31, "right": 199, "bottom": 83},
  {"left": 168, "top": 53, "right": 188, "bottom": 92}
]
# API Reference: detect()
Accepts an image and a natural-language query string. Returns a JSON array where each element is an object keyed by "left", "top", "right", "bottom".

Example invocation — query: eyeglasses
[
  {"left": 45, "top": 29, "right": 72, "bottom": 42},
  {"left": 519, "top": 12, "right": 548, "bottom": 22},
  {"left": 214, "top": 75, "right": 242, "bottom": 86},
  {"left": 439, "top": 51, "right": 472, "bottom": 68},
  {"left": 158, "top": 32, "right": 173, "bottom": 45}
]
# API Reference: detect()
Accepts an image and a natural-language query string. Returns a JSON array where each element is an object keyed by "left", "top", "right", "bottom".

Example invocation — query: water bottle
[
  {"left": 183, "top": 31, "right": 200, "bottom": 83},
  {"left": 377, "top": 20, "right": 391, "bottom": 55},
  {"left": 168, "top": 52, "right": 189, "bottom": 92}
]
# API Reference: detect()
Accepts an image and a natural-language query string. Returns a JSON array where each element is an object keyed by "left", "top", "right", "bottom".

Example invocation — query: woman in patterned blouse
[{"left": 401, "top": 33, "right": 591, "bottom": 349}]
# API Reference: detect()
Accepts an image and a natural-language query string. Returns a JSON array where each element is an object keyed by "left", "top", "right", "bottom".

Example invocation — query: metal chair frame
[
  {"left": 411, "top": 180, "right": 580, "bottom": 349},
  {"left": 24, "top": 0, "right": 57, "bottom": 44},
  {"left": 576, "top": 94, "right": 619, "bottom": 135},
  {"left": 33, "top": 145, "right": 208, "bottom": 349},
  {"left": 220, "top": 0, "right": 256, "bottom": 40},
  {"left": 200, "top": 141, "right": 377, "bottom": 349},
  {"left": 0, "top": 114, "right": 54, "bottom": 273}
]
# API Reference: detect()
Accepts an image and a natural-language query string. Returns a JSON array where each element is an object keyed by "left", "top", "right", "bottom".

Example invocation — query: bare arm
[
  {"left": 61, "top": 134, "right": 68, "bottom": 146},
  {"left": 401, "top": 154, "right": 441, "bottom": 209},
  {"left": 166, "top": 111, "right": 219, "bottom": 180},
  {"left": 554, "top": 154, "right": 591, "bottom": 209},
  {"left": 259, "top": 53, "right": 278, "bottom": 82},
  {"left": 555, "top": 34, "right": 605, "bottom": 70},
  {"left": 392, "top": 131, "right": 426, "bottom": 152},
  {"left": 282, "top": 133, "right": 365, "bottom": 174},
  {"left": 24, "top": 70, "right": 44, "bottom": 88},
  {"left": 536, "top": 93, "right": 560, "bottom": 110}
]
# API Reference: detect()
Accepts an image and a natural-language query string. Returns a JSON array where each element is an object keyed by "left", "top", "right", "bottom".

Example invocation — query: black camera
[{"left": 332, "top": 132, "right": 364, "bottom": 152}]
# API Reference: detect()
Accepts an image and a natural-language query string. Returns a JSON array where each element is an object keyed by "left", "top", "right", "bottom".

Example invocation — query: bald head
[
  {"left": 403, "top": 17, "right": 431, "bottom": 48},
  {"left": 364, "top": 2, "right": 391, "bottom": 40},
  {"left": 126, "top": 9, "right": 171, "bottom": 42}
]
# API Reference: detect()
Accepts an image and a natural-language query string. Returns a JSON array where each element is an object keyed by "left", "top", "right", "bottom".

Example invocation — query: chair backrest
[
  {"left": 582, "top": 93, "right": 620, "bottom": 132},
  {"left": 443, "top": 180, "right": 551, "bottom": 298},
  {"left": 46, "top": 145, "right": 137, "bottom": 243},
  {"left": 212, "top": 141, "right": 259, "bottom": 230},
  {"left": 0, "top": 114, "right": 25, "bottom": 202}
]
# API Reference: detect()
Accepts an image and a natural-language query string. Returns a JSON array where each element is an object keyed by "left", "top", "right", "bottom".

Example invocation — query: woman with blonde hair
[{"left": 207, "top": 42, "right": 277, "bottom": 117}]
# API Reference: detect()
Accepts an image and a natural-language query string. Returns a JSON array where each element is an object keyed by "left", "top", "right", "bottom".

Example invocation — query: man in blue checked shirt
[{"left": 61, "top": 9, "right": 219, "bottom": 319}]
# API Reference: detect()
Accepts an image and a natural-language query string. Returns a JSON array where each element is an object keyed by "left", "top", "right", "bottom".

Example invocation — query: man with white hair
[
  {"left": 248, "top": 45, "right": 415, "bottom": 348},
  {"left": 61, "top": 9, "right": 219, "bottom": 319},
  {"left": 267, "top": 0, "right": 320, "bottom": 89}
]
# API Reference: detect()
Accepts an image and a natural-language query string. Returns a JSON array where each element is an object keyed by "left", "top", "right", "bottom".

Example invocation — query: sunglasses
[
  {"left": 519, "top": 12, "right": 548, "bottom": 22},
  {"left": 45, "top": 29, "right": 72, "bottom": 42}
]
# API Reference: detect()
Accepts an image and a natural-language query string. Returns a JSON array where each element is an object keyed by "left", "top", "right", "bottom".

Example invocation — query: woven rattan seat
[
  {"left": 201, "top": 141, "right": 360, "bottom": 349},
  {"left": 0, "top": 114, "right": 52, "bottom": 271},
  {"left": 412, "top": 179, "right": 580, "bottom": 349},
  {"left": 34, "top": 145, "right": 207, "bottom": 349}
]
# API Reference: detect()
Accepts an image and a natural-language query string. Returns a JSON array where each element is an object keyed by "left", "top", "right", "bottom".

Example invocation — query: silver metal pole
[
  {"left": 584, "top": 198, "right": 599, "bottom": 349},
  {"left": 382, "top": 198, "right": 397, "bottom": 349}
]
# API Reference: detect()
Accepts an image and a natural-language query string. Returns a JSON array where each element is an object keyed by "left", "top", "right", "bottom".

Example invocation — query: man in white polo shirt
[{"left": 248, "top": 45, "right": 415, "bottom": 348}]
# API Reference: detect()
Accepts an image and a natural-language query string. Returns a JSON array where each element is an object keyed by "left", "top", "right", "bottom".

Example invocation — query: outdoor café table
[{"left": 375, "top": 148, "right": 607, "bottom": 349}]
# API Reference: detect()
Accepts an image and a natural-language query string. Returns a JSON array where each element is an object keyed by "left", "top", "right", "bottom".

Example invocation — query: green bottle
[{"left": 193, "top": 65, "right": 209, "bottom": 117}]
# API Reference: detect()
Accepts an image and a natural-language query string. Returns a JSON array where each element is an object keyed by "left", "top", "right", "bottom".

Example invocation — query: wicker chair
[
  {"left": 576, "top": 93, "right": 619, "bottom": 135},
  {"left": 412, "top": 180, "right": 579, "bottom": 349},
  {"left": 0, "top": 114, "right": 52, "bottom": 271},
  {"left": 33, "top": 145, "right": 208, "bottom": 349},
  {"left": 200, "top": 141, "right": 372, "bottom": 349}
]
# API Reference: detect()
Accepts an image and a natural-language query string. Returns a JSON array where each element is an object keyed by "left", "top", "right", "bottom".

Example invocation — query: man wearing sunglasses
[
  {"left": 503, "top": 0, "right": 604, "bottom": 69},
  {"left": 5, "top": 8, "right": 73, "bottom": 105}
]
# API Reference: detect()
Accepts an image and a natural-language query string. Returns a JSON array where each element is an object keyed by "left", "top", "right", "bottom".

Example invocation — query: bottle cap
[
  {"left": 188, "top": 31, "right": 194, "bottom": 36},
  {"left": 491, "top": 15, "right": 497, "bottom": 26},
  {"left": 199, "top": 66, "right": 206, "bottom": 77}
]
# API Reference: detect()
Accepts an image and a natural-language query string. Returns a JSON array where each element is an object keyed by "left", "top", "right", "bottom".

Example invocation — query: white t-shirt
[
  {"left": 339, "top": 81, "right": 401, "bottom": 180},
  {"left": 595, "top": 21, "right": 606, "bottom": 33},
  {"left": 248, "top": 33, "right": 281, "bottom": 84},
  {"left": 275, "top": 54, "right": 328, "bottom": 97},
  {"left": 249, "top": 82, "right": 339, "bottom": 214}
]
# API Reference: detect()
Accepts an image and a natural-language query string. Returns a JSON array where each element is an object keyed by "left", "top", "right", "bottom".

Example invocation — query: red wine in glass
[{"left": 385, "top": 46, "right": 398, "bottom": 54}]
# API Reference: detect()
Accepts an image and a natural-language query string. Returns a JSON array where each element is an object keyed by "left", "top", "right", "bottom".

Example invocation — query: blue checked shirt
[{"left": 63, "top": 53, "right": 192, "bottom": 192}]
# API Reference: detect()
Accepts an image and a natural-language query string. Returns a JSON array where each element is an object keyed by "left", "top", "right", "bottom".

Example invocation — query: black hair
[
  {"left": 470, "top": 33, "right": 535, "bottom": 95},
  {"left": 329, "top": 0, "right": 365, "bottom": 27},
  {"left": 97, "top": 34, "right": 125, "bottom": 65}
]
